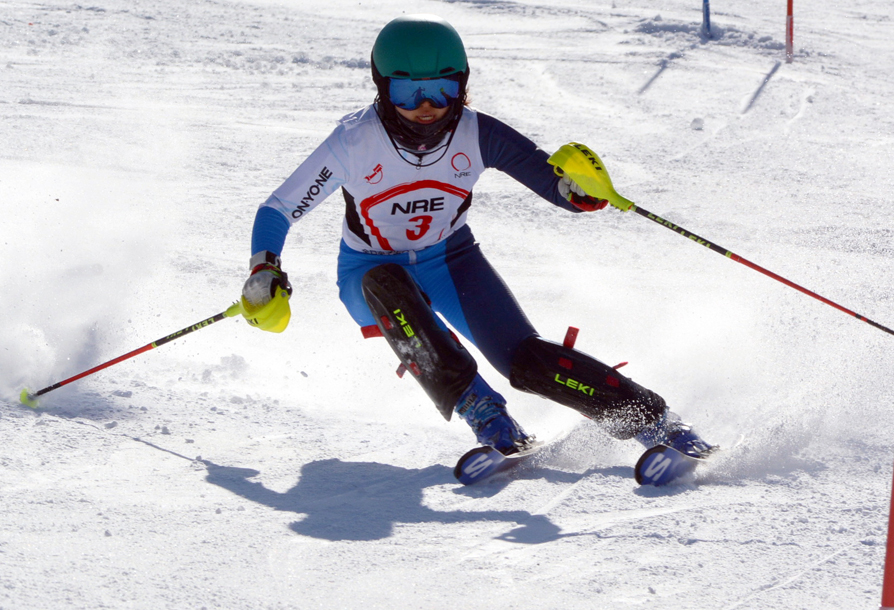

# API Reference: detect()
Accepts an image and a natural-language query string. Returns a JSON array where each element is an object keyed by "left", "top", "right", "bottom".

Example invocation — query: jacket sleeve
[
  {"left": 476, "top": 112, "right": 579, "bottom": 213},
  {"left": 250, "top": 127, "right": 349, "bottom": 258},
  {"left": 250, "top": 206, "right": 292, "bottom": 258}
]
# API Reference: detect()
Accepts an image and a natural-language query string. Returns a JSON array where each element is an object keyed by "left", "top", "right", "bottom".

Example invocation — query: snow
[{"left": 2, "top": 0, "right": 893, "bottom": 607}]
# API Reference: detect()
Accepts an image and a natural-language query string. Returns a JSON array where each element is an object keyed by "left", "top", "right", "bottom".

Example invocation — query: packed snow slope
[{"left": 2, "top": 0, "right": 893, "bottom": 608}]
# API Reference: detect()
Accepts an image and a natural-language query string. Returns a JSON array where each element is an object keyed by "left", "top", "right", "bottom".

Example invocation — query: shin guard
[
  {"left": 509, "top": 335, "right": 665, "bottom": 439},
  {"left": 361, "top": 264, "right": 477, "bottom": 421}
]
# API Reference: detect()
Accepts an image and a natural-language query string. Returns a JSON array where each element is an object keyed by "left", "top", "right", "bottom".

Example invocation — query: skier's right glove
[{"left": 240, "top": 251, "right": 292, "bottom": 333}]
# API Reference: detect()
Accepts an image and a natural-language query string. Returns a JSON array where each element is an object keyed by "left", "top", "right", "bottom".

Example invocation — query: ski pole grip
[{"left": 547, "top": 142, "right": 636, "bottom": 212}]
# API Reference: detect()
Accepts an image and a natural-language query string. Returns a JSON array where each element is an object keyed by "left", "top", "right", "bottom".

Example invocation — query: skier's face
[{"left": 394, "top": 100, "right": 450, "bottom": 125}]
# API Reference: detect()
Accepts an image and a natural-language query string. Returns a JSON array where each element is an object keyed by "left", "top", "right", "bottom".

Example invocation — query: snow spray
[{"left": 20, "top": 302, "right": 244, "bottom": 408}]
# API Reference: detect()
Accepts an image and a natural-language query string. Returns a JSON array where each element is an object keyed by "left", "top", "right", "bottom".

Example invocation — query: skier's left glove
[
  {"left": 558, "top": 174, "right": 609, "bottom": 212},
  {"left": 240, "top": 251, "right": 292, "bottom": 333}
]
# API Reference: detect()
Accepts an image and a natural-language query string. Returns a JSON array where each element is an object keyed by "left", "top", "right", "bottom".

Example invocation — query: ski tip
[
  {"left": 454, "top": 446, "right": 501, "bottom": 483},
  {"left": 634, "top": 444, "right": 700, "bottom": 487},
  {"left": 634, "top": 445, "right": 660, "bottom": 485},
  {"left": 20, "top": 388, "right": 39, "bottom": 409},
  {"left": 453, "top": 441, "right": 545, "bottom": 485}
]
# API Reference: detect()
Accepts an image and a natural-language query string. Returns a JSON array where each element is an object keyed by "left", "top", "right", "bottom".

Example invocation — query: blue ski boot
[
  {"left": 635, "top": 410, "right": 715, "bottom": 459},
  {"left": 455, "top": 375, "right": 535, "bottom": 456}
]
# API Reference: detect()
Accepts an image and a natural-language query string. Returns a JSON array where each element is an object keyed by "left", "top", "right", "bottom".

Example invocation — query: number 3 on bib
[{"left": 406, "top": 215, "right": 432, "bottom": 240}]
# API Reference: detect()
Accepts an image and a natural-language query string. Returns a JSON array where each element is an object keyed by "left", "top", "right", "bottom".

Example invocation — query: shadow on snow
[{"left": 203, "top": 457, "right": 571, "bottom": 543}]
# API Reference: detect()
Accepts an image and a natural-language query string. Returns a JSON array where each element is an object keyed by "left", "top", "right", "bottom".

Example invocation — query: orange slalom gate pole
[
  {"left": 882, "top": 458, "right": 894, "bottom": 609},
  {"left": 786, "top": 0, "right": 794, "bottom": 63}
]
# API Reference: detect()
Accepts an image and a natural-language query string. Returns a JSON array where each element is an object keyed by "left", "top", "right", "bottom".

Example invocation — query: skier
[{"left": 240, "top": 14, "right": 713, "bottom": 468}]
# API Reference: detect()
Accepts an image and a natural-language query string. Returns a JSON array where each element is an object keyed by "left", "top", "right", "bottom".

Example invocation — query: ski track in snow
[{"left": 1, "top": 0, "right": 893, "bottom": 608}]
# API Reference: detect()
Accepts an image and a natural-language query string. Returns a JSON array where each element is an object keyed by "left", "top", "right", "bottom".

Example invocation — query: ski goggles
[{"left": 388, "top": 76, "right": 461, "bottom": 110}]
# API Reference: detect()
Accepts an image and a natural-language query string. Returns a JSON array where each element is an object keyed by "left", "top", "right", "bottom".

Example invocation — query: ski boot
[
  {"left": 635, "top": 410, "right": 715, "bottom": 459},
  {"left": 455, "top": 375, "right": 535, "bottom": 456}
]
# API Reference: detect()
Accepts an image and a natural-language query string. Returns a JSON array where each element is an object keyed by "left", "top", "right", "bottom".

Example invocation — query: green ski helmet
[
  {"left": 371, "top": 15, "right": 470, "bottom": 151},
  {"left": 371, "top": 14, "right": 468, "bottom": 80}
]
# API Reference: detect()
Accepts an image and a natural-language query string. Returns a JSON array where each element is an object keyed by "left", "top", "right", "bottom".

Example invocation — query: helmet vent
[
  {"left": 439, "top": 67, "right": 455, "bottom": 74},
  {"left": 392, "top": 70, "right": 411, "bottom": 77}
]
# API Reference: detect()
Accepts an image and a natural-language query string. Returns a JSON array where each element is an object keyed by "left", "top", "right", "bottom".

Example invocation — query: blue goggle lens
[{"left": 388, "top": 77, "right": 461, "bottom": 110}]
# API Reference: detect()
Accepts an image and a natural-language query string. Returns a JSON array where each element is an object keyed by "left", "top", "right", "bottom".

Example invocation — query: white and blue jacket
[{"left": 250, "top": 104, "right": 578, "bottom": 259}]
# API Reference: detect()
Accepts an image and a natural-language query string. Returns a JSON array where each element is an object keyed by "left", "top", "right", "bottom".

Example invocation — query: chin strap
[
  {"left": 388, "top": 130, "right": 457, "bottom": 169},
  {"left": 375, "top": 101, "right": 463, "bottom": 168}
]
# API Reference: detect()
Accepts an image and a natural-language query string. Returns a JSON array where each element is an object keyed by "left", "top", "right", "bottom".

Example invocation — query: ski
[
  {"left": 454, "top": 443, "right": 542, "bottom": 485},
  {"left": 634, "top": 444, "right": 713, "bottom": 486},
  {"left": 456, "top": 440, "right": 718, "bottom": 487}
]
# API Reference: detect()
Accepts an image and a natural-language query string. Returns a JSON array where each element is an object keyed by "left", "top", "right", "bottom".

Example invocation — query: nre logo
[
  {"left": 390, "top": 196, "right": 445, "bottom": 215},
  {"left": 452, "top": 153, "right": 472, "bottom": 178},
  {"left": 451, "top": 153, "right": 471, "bottom": 171}
]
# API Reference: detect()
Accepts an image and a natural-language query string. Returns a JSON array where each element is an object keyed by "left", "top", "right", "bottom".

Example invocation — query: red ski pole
[
  {"left": 20, "top": 302, "right": 244, "bottom": 408},
  {"left": 628, "top": 205, "right": 894, "bottom": 337},
  {"left": 548, "top": 142, "right": 894, "bottom": 338}
]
